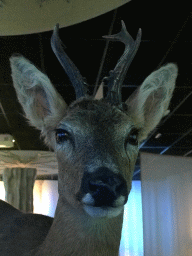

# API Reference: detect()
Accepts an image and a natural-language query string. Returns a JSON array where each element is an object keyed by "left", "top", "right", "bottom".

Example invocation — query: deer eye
[
  {"left": 55, "top": 129, "right": 70, "bottom": 144},
  {"left": 126, "top": 128, "right": 139, "bottom": 146}
]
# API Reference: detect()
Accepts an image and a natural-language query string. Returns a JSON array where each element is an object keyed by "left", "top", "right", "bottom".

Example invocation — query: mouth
[
  {"left": 81, "top": 193, "right": 125, "bottom": 218},
  {"left": 83, "top": 204, "right": 124, "bottom": 218}
]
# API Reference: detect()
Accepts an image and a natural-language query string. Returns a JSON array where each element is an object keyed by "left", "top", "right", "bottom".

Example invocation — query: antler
[
  {"left": 51, "top": 24, "right": 87, "bottom": 99},
  {"left": 103, "top": 21, "right": 142, "bottom": 106},
  {"left": 51, "top": 22, "right": 141, "bottom": 104}
]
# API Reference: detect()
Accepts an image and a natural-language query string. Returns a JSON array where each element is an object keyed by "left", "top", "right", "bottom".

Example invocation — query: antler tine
[
  {"left": 51, "top": 24, "right": 87, "bottom": 99},
  {"left": 103, "top": 21, "right": 142, "bottom": 106}
]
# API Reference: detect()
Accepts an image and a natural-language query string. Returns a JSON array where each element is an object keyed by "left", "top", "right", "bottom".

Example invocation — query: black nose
[{"left": 78, "top": 167, "right": 128, "bottom": 207}]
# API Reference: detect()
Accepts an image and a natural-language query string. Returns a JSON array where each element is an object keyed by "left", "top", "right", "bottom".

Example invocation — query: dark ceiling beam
[
  {"left": 160, "top": 127, "right": 192, "bottom": 155},
  {"left": 0, "top": 101, "right": 11, "bottom": 128},
  {"left": 93, "top": 9, "right": 117, "bottom": 96},
  {"left": 38, "top": 34, "right": 46, "bottom": 73},
  {"left": 184, "top": 149, "right": 192, "bottom": 157},
  {"left": 139, "top": 12, "right": 192, "bottom": 150},
  {"left": 156, "top": 11, "right": 192, "bottom": 68}
]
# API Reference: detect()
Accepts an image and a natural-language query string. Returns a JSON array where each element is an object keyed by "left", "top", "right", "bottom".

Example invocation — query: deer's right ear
[{"left": 10, "top": 55, "right": 67, "bottom": 130}]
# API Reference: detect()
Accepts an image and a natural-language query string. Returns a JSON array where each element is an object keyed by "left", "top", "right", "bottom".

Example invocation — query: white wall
[
  {"left": 33, "top": 180, "right": 58, "bottom": 217},
  {"left": 120, "top": 181, "right": 143, "bottom": 256},
  {"left": 141, "top": 153, "right": 192, "bottom": 256},
  {"left": 0, "top": 181, "right": 5, "bottom": 200}
]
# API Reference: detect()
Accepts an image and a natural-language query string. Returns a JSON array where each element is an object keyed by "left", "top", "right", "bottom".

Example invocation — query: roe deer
[{"left": 0, "top": 21, "right": 178, "bottom": 255}]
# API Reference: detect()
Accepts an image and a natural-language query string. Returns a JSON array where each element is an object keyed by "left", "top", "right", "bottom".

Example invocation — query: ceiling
[{"left": 0, "top": 0, "right": 192, "bottom": 180}]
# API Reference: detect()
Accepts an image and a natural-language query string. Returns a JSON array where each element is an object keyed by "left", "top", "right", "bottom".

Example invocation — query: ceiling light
[{"left": 155, "top": 133, "right": 162, "bottom": 139}]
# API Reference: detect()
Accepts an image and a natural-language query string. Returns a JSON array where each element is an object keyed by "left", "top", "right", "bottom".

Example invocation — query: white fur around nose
[
  {"left": 82, "top": 193, "right": 95, "bottom": 205},
  {"left": 114, "top": 195, "right": 126, "bottom": 207}
]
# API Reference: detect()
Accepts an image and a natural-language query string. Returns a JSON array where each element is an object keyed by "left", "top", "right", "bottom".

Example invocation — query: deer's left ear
[{"left": 125, "top": 63, "right": 178, "bottom": 141}]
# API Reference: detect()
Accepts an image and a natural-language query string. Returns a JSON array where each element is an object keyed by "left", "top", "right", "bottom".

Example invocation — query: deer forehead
[{"left": 58, "top": 99, "right": 135, "bottom": 137}]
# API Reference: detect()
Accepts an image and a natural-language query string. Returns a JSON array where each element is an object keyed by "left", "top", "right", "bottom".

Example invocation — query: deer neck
[{"left": 34, "top": 197, "right": 123, "bottom": 256}]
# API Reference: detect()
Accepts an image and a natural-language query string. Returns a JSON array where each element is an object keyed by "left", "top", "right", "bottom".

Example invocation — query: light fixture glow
[
  {"left": 0, "top": 145, "right": 7, "bottom": 148},
  {"left": 155, "top": 133, "right": 162, "bottom": 139}
]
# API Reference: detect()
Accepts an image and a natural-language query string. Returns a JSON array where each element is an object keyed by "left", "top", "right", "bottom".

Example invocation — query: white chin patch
[{"left": 83, "top": 205, "right": 124, "bottom": 218}]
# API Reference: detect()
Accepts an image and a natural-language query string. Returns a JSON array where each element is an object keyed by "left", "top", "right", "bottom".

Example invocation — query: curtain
[
  {"left": 141, "top": 152, "right": 192, "bottom": 256},
  {"left": 120, "top": 181, "right": 144, "bottom": 256},
  {"left": 3, "top": 168, "right": 37, "bottom": 212}
]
